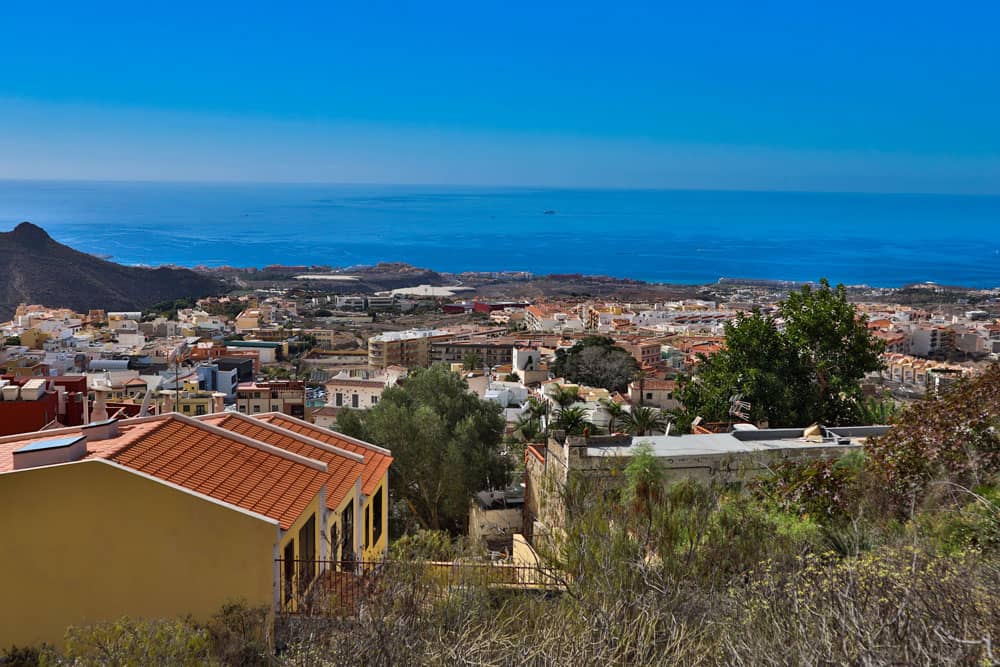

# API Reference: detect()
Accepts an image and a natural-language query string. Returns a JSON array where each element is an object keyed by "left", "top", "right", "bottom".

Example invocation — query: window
[
  {"left": 371, "top": 395, "right": 378, "bottom": 405},
  {"left": 341, "top": 500, "right": 355, "bottom": 568},
  {"left": 330, "top": 523, "right": 339, "bottom": 561},
  {"left": 181, "top": 404, "right": 191, "bottom": 413},
  {"left": 646, "top": 392, "right": 653, "bottom": 400},
  {"left": 252, "top": 405, "right": 260, "bottom": 413},
  {"left": 298, "top": 515, "right": 316, "bottom": 590},
  {"left": 283, "top": 541, "right": 295, "bottom": 604},
  {"left": 372, "top": 487, "right": 383, "bottom": 544},
  {"left": 335, "top": 392, "right": 343, "bottom": 407},
  {"left": 352, "top": 394, "right": 359, "bottom": 408},
  {"left": 272, "top": 403, "right": 280, "bottom": 411},
  {"left": 364, "top": 505, "right": 370, "bottom": 549},
  {"left": 195, "top": 404, "right": 206, "bottom": 416}
]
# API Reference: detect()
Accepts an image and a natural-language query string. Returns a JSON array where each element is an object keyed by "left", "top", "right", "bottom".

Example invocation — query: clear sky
[{"left": 2, "top": 1, "right": 998, "bottom": 193}]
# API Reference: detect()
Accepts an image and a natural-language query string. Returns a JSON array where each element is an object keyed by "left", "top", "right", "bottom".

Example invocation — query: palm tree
[
  {"left": 550, "top": 384, "right": 581, "bottom": 409},
  {"left": 526, "top": 396, "right": 550, "bottom": 421},
  {"left": 553, "top": 406, "right": 592, "bottom": 436},
  {"left": 600, "top": 398, "right": 627, "bottom": 433},
  {"left": 633, "top": 369, "right": 650, "bottom": 406},
  {"left": 514, "top": 414, "right": 544, "bottom": 443},
  {"left": 625, "top": 406, "right": 669, "bottom": 436}
]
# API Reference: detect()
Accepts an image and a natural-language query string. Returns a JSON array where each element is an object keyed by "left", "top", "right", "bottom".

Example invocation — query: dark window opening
[
  {"left": 364, "top": 505, "right": 370, "bottom": 549},
  {"left": 298, "top": 515, "right": 316, "bottom": 590},
  {"left": 283, "top": 540, "right": 295, "bottom": 605},
  {"left": 341, "top": 500, "right": 355, "bottom": 570},
  {"left": 372, "top": 487, "right": 384, "bottom": 545}
]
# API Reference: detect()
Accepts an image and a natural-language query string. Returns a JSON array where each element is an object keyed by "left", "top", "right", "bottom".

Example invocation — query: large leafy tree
[
  {"left": 338, "top": 364, "right": 510, "bottom": 532},
  {"left": 677, "top": 279, "right": 883, "bottom": 427},
  {"left": 552, "top": 336, "right": 639, "bottom": 393},
  {"left": 781, "top": 280, "right": 884, "bottom": 424}
]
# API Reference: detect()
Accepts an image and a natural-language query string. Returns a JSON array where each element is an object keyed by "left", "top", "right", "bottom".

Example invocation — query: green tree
[
  {"left": 624, "top": 442, "right": 665, "bottom": 520},
  {"left": 525, "top": 396, "right": 550, "bottom": 421},
  {"left": 600, "top": 398, "right": 627, "bottom": 433},
  {"left": 549, "top": 384, "right": 581, "bottom": 409},
  {"left": 462, "top": 352, "right": 484, "bottom": 371},
  {"left": 552, "top": 336, "right": 639, "bottom": 392},
  {"left": 677, "top": 279, "right": 884, "bottom": 428},
  {"left": 625, "top": 405, "right": 669, "bottom": 436},
  {"left": 781, "top": 279, "right": 885, "bottom": 424},
  {"left": 552, "top": 406, "right": 593, "bottom": 436},
  {"left": 338, "top": 364, "right": 510, "bottom": 532},
  {"left": 513, "top": 414, "right": 545, "bottom": 443}
]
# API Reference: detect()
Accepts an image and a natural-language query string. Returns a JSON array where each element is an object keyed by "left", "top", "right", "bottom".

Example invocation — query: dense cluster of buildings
[{"left": 1, "top": 284, "right": 998, "bottom": 649}]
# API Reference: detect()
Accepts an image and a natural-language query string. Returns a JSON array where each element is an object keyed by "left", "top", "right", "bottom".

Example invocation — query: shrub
[{"left": 61, "top": 617, "right": 214, "bottom": 666}]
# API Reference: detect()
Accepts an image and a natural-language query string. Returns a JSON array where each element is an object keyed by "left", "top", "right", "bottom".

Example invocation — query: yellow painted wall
[
  {"left": 361, "top": 476, "right": 389, "bottom": 560},
  {"left": 0, "top": 459, "right": 278, "bottom": 649}
]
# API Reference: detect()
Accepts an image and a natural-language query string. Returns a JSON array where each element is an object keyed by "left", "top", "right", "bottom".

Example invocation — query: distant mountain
[{"left": 0, "top": 222, "right": 223, "bottom": 320}]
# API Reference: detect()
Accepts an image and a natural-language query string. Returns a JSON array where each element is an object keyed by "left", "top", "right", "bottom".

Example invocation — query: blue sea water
[{"left": 0, "top": 180, "right": 998, "bottom": 288}]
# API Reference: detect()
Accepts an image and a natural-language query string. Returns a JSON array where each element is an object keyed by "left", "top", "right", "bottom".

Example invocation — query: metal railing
[{"left": 275, "top": 559, "right": 565, "bottom": 616}]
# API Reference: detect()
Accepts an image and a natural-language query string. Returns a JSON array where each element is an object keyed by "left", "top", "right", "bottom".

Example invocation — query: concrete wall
[
  {"left": 469, "top": 505, "right": 522, "bottom": 548},
  {"left": 0, "top": 459, "right": 278, "bottom": 649}
]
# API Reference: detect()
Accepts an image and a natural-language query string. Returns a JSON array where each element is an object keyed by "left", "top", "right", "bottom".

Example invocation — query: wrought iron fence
[{"left": 275, "top": 559, "right": 565, "bottom": 616}]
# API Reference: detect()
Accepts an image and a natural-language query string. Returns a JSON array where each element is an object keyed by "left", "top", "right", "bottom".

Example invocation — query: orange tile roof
[
  {"left": 0, "top": 415, "right": 328, "bottom": 530},
  {"left": 102, "top": 418, "right": 327, "bottom": 530},
  {"left": 253, "top": 413, "right": 392, "bottom": 496},
  {"left": 199, "top": 413, "right": 363, "bottom": 511}
]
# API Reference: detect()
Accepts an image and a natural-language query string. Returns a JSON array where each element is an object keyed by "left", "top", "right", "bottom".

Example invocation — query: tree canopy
[
  {"left": 552, "top": 336, "right": 639, "bottom": 393},
  {"left": 677, "top": 279, "right": 884, "bottom": 427},
  {"left": 337, "top": 364, "right": 510, "bottom": 532}
]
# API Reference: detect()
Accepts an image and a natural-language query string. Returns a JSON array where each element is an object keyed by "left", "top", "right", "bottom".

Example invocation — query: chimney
[
  {"left": 13, "top": 434, "right": 87, "bottom": 470},
  {"left": 212, "top": 393, "right": 224, "bottom": 414},
  {"left": 90, "top": 387, "right": 109, "bottom": 423}
]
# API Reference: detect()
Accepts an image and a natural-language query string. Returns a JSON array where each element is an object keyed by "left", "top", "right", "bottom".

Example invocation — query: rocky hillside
[{"left": 0, "top": 222, "right": 222, "bottom": 320}]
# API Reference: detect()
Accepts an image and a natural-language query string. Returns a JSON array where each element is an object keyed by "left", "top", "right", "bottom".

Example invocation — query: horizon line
[{"left": 1, "top": 176, "right": 998, "bottom": 199}]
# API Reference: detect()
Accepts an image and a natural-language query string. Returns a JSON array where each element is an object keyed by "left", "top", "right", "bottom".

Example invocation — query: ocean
[{"left": 1, "top": 180, "right": 998, "bottom": 288}]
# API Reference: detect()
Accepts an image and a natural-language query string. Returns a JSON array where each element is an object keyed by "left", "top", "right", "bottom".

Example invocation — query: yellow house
[
  {"left": 0, "top": 410, "right": 390, "bottom": 648},
  {"left": 252, "top": 413, "right": 393, "bottom": 561},
  {"left": 0, "top": 458, "right": 278, "bottom": 649},
  {"left": 17, "top": 328, "right": 49, "bottom": 349}
]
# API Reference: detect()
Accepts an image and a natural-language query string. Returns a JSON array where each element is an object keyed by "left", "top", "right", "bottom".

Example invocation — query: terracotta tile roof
[
  {"left": 632, "top": 378, "right": 677, "bottom": 391},
  {"left": 253, "top": 413, "right": 392, "bottom": 496},
  {"left": 0, "top": 415, "right": 327, "bottom": 530},
  {"left": 103, "top": 418, "right": 327, "bottom": 530},
  {"left": 199, "top": 413, "right": 362, "bottom": 511}
]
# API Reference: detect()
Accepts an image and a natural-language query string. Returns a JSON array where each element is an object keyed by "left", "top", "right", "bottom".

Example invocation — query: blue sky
[{"left": 1, "top": 1, "right": 998, "bottom": 192}]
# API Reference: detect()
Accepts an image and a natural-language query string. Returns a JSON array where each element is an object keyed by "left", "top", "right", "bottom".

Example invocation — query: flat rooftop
[{"left": 585, "top": 426, "right": 888, "bottom": 459}]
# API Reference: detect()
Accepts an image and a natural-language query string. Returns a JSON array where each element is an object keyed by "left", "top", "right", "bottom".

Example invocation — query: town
[{"left": 3, "top": 269, "right": 1000, "bottom": 659}]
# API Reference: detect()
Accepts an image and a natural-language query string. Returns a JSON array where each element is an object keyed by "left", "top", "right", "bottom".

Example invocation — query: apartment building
[
  {"left": 236, "top": 380, "right": 307, "bottom": 419},
  {"left": 325, "top": 367, "right": 406, "bottom": 411},
  {"left": 367, "top": 329, "right": 452, "bottom": 368},
  {"left": 908, "top": 326, "right": 956, "bottom": 358},
  {"left": 525, "top": 305, "right": 586, "bottom": 332}
]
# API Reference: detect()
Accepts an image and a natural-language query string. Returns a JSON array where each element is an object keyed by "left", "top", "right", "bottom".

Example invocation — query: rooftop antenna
[{"left": 728, "top": 393, "right": 751, "bottom": 421}]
